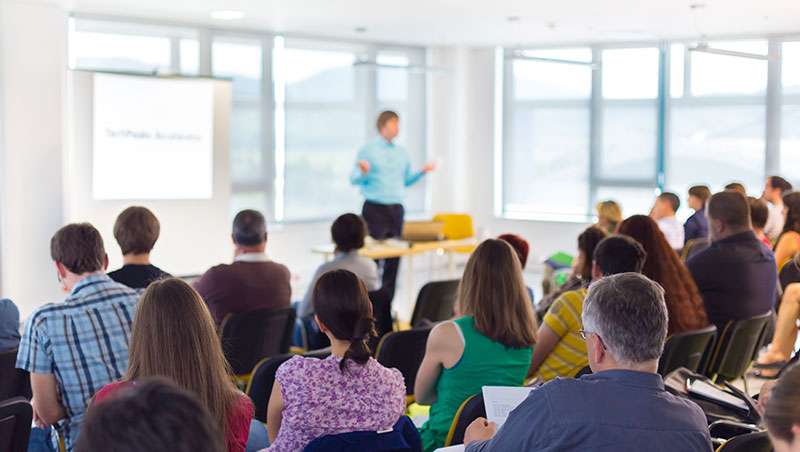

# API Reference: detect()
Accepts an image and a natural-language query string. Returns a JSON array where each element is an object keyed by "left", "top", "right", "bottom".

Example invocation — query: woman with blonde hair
[
  {"left": 415, "top": 239, "right": 537, "bottom": 451},
  {"left": 93, "top": 278, "right": 254, "bottom": 452},
  {"left": 596, "top": 200, "right": 622, "bottom": 234}
]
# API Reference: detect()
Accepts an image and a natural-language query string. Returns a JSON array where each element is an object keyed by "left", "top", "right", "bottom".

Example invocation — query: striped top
[
  {"left": 537, "top": 289, "right": 588, "bottom": 382},
  {"left": 16, "top": 273, "right": 139, "bottom": 451}
]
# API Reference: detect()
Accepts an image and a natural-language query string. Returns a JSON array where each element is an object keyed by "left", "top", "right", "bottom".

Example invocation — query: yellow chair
[{"left": 432, "top": 213, "right": 476, "bottom": 254}]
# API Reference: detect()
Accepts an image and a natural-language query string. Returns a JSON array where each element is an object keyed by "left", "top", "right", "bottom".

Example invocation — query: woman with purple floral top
[{"left": 262, "top": 269, "right": 406, "bottom": 452}]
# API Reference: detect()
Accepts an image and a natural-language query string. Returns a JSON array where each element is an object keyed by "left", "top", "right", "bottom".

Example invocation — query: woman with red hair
[{"left": 617, "top": 215, "right": 709, "bottom": 336}]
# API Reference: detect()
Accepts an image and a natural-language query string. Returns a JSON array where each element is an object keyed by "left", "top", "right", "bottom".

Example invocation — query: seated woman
[
  {"left": 617, "top": 215, "right": 710, "bottom": 336},
  {"left": 93, "top": 278, "right": 254, "bottom": 452},
  {"left": 775, "top": 192, "right": 800, "bottom": 270},
  {"left": 596, "top": 200, "right": 622, "bottom": 235},
  {"left": 764, "top": 364, "right": 800, "bottom": 452},
  {"left": 265, "top": 269, "right": 405, "bottom": 452},
  {"left": 415, "top": 239, "right": 537, "bottom": 452},
  {"left": 497, "top": 233, "right": 534, "bottom": 301}
]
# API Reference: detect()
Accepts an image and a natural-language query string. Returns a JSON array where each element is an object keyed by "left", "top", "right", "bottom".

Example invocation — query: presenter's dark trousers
[{"left": 362, "top": 200, "right": 404, "bottom": 338}]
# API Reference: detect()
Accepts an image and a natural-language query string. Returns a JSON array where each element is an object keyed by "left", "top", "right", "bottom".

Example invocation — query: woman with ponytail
[{"left": 264, "top": 269, "right": 406, "bottom": 452}]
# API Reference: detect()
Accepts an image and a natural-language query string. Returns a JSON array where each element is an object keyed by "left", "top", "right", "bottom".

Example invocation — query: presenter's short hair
[
  {"left": 232, "top": 209, "right": 267, "bottom": 246},
  {"left": 114, "top": 206, "right": 161, "bottom": 255},
  {"left": 376, "top": 110, "right": 399, "bottom": 131},
  {"left": 51, "top": 223, "right": 106, "bottom": 274},
  {"left": 331, "top": 213, "right": 367, "bottom": 252}
]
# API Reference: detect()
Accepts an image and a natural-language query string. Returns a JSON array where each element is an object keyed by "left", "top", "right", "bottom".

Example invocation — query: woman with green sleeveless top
[{"left": 415, "top": 239, "right": 538, "bottom": 452}]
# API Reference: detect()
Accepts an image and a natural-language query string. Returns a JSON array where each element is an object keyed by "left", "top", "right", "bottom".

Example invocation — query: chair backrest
[
  {"left": 658, "top": 325, "right": 718, "bottom": 376},
  {"left": 375, "top": 327, "right": 432, "bottom": 397},
  {"left": 0, "top": 397, "right": 33, "bottom": 452},
  {"left": 220, "top": 307, "right": 297, "bottom": 376},
  {"left": 681, "top": 238, "right": 710, "bottom": 261},
  {"left": 432, "top": 213, "right": 474, "bottom": 240},
  {"left": 445, "top": 394, "right": 486, "bottom": 446},
  {"left": 705, "top": 312, "right": 772, "bottom": 382},
  {"left": 717, "top": 431, "right": 772, "bottom": 452},
  {"left": 303, "top": 416, "right": 421, "bottom": 452},
  {"left": 410, "top": 280, "right": 460, "bottom": 328},
  {"left": 0, "top": 350, "right": 30, "bottom": 401}
]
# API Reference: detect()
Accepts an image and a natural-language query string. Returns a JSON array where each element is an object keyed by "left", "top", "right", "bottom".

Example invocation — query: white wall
[{"left": 0, "top": 0, "right": 69, "bottom": 317}]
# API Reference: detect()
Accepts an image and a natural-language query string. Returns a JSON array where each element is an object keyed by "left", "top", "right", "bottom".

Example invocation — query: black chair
[
  {"left": 245, "top": 348, "right": 331, "bottom": 423},
  {"left": 704, "top": 312, "right": 772, "bottom": 392},
  {"left": 658, "top": 325, "right": 717, "bottom": 376},
  {"left": 0, "top": 350, "right": 30, "bottom": 401},
  {"left": 444, "top": 394, "right": 486, "bottom": 446},
  {"left": 715, "top": 431, "right": 772, "bottom": 452},
  {"left": 0, "top": 397, "right": 33, "bottom": 452},
  {"left": 220, "top": 307, "right": 296, "bottom": 376},
  {"left": 574, "top": 366, "right": 593, "bottom": 378},
  {"left": 681, "top": 238, "right": 710, "bottom": 261},
  {"left": 375, "top": 327, "right": 432, "bottom": 403},
  {"left": 409, "top": 280, "right": 460, "bottom": 328},
  {"left": 303, "top": 415, "right": 421, "bottom": 452}
]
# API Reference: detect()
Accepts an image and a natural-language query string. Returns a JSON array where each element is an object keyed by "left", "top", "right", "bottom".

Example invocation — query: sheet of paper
[
  {"left": 434, "top": 445, "right": 465, "bottom": 452},
  {"left": 687, "top": 379, "right": 748, "bottom": 411},
  {"left": 482, "top": 386, "right": 533, "bottom": 427}
]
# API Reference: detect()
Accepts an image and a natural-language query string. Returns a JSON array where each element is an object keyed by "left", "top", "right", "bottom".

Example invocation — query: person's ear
[
  {"left": 790, "top": 424, "right": 800, "bottom": 438},
  {"left": 591, "top": 261, "right": 602, "bottom": 280},
  {"left": 103, "top": 253, "right": 109, "bottom": 271},
  {"left": 592, "top": 335, "right": 606, "bottom": 363},
  {"left": 314, "top": 315, "right": 328, "bottom": 333},
  {"left": 54, "top": 261, "right": 67, "bottom": 280}
]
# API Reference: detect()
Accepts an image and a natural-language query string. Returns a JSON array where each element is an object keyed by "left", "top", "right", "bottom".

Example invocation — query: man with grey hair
[{"left": 463, "top": 273, "right": 712, "bottom": 451}]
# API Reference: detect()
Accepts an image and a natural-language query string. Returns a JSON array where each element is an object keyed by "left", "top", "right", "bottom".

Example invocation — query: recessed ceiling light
[
  {"left": 210, "top": 10, "right": 244, "bottom": 20},
  {"left": 506, "top": 16, "right": 521, "bottom": 23},
  {"left": 354, "top": 26, "right": 367, "bottom": 33}
]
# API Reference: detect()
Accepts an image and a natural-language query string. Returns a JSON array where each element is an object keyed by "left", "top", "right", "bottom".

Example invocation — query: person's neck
[
  {"left": 329, "top": 338, "right": 351, "bottom": 358},
  {"left": 380, "top": 133, "right": 394, "bottom": 144},
  {"left": 594, "top": 360, "right": 658, "bottom": 374},
  {"left": 234, "top": 245, "right": 266, "bottom": 257},
  {"left": 63, "top": 271, "right": 104, "bottom": 293},
  {"left": 122, "top": 253, "right": 151, "bottom": 266},
  {"left": 713, "top": 227, "right": 751, "bottom": 242}
]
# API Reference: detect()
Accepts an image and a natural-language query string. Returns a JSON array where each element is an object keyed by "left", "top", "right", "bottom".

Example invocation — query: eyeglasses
[{"left": 579, "top": 330, "right": 607, "bottom": 350}]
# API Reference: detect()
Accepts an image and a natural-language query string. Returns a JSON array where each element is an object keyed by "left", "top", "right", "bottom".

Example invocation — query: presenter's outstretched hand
[
  {"left": 358, "top": 160, "right": 370, "bottom": 174},
  {"left": 422, "top": 161, "right": 437, "bottom": 173}
]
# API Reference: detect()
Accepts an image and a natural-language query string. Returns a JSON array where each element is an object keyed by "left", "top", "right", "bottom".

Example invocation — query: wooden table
[{"left": 312, "top": 238, "right": 477, "bottom": 306}]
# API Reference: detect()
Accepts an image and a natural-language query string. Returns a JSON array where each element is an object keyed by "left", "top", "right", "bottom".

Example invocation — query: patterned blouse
[{"left": 265, "top": 355, "right": 406, "bottom": 451}]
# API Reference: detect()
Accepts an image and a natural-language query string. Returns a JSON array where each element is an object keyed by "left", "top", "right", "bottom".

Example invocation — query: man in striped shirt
[{"left": 17, "top": 223, "right": 139, "bottom": 452}]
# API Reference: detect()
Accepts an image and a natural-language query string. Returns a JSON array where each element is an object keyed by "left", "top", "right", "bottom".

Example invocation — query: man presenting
[{"left": 351, "top": 110, "right": 434, "bottom": 336}]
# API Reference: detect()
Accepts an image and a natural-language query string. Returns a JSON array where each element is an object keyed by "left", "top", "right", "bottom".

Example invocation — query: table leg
[{"left": 448, "top": 251, "right": 456, "bottom": 278}]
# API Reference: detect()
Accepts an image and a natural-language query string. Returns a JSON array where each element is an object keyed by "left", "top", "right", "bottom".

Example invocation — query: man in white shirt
[
  {"left": 651, "top": 192, "right": 684, "bottom": 251},
  {"left": 762, "top": 176, "right": 793, "bottom": 242}
]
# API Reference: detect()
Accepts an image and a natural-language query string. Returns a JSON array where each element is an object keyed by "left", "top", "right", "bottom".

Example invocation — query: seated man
[
  {"left": 108, "top": 206, "right": 170, "bottom": 290},
  {"left": 0, "top": 298, "right": 20, "bottom": 352},
  {"left": 651, "top": 192, "right": 684, "bottom": 251},
  {"left": 194, "top": 209, "right": 291, "bottom": 324},
  {"left": 76, "top": 378, "right": 225, "bottom": 452},
  {"left": 464, "top": 273, "right": 712, "bottom": 452},
  {"left": 684, "top": 185, "right": 711, "bottom": 244},
  {"left": 687, "top": 191, "right": 777, "bottom": 333},
  {"left": 17, "top": 223, "right": 140, "bottom": 452},
  {"left": 528, "top": 235, "right": 646, "bottom": 381}
]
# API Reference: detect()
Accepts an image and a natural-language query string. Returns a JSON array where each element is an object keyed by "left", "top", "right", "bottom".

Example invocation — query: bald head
[{"left": 707, "top": 191, "right": 751, "bottom": 241}]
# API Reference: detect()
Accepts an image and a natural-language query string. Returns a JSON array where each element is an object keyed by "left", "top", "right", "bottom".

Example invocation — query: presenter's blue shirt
[{"left": 350, "top": 137, "right": 425, "bottom": 205}]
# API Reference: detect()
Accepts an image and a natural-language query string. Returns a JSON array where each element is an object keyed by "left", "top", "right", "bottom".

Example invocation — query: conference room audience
[
  {"left": 725, "top": 182, "right": 747, "bottom": 195},
  {"left": 416, "top": 239, "right": 536, "bottom": 452},
  {"left": 774, "top": 192, "right": 800, "bottom": 269},
  {"left": 764, "top": 364, "right": 800, "bottom": 452},
  {"left": 749, "top": 196, "right": 772, "bottom": 248},
  {"left": 77, "top": 379, "right": 225, "bottom": 452},
  {"left": 687, "top": 191, "right": 777, "bottom": 333},
  {"left": 528, "top": 235, "right": 647, "bottom": 382},
  {"left": 764, "top": 176, "right": 793, "bottom": 241},
  {"left": 298, "top": 213, "right": 379, "bottom": 319},
  {"left": 651, "top": 192, "right": 684, "bottom": 250},
  {"left": 537, "top": 226, "right": 607, "bottom": 318},
  {"left": 617, "top": 215, "right": 709, "bottom": 335},
  {"left": 684, "top": 185, "right": 711, "bottom": 243},
  {"left": 595, "top": 200, "right": 622, "bottom": 234},
  {"left": 265, "top": 270, "right": 405, "bottom": 452},
  {"left": 195, "top": 209, "right": 291, "bottom": 325},
  {"left": 93, "top": 278, "right": 253, "bottom": 452},
  {"left": 107, "top": 206, "right": 170, "bottom": 290},
  {"left": 17, "top": 223, "right": 139, "bottom": 452},
  {"left": 498, "top": 233, "right": 534, "bottom": 301},
  {"left": 0, "top": 298, "right": 20, "bottom": 352},
  {"left": 463, "top": 273, "right": 712, "bottom": 452}
]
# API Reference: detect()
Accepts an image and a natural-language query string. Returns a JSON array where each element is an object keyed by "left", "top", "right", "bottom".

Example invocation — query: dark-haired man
[
  {"left": 351, "top": 111, "right": 435, "bottom": 335},
  {"left": 687, "top": 191, "right": 777, "bottom": 332},
  {"left": 108, "top": 206, "right": 170, "bottom": 290},
  {"left": 763, "top": 176, "right": 794, "bottom": 241},
  {"left": 17, "top": 223, "right": 139, "bottom": 452},
  {"left": 194, "top": 210, "right": 291, "bottom": 325},
  {"left": 651, "top": 192, "right": 684, "bottom": 250},
  {"left": 684, "top": 185, "right": 711, "bottom": 243}
]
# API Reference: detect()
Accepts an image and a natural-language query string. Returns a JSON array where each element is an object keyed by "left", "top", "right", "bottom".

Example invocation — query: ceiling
[{"left": 66, "top": 0, "right": 800, "bottom": 47}]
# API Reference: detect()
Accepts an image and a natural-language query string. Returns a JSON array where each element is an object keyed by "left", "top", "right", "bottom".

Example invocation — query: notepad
[
  {"left": 687, "top": 379, "right": 749, "bottom": 411},
  {"left": 482, "top": 386, "right": 533, "bottom": 427},
  {"left": 434, "top": 446, "right": 465, "bottom": 452}
]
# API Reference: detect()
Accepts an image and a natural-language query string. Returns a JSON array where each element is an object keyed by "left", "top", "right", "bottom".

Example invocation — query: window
[
  {"left": 503, "top": 48, "right": 592, "bottom": 220},
  {"left": 782, "top": 42, "right": 800, "bottom": 183},
  {"left": 69, "top": 19, "right": 177, "bottom": 73}
]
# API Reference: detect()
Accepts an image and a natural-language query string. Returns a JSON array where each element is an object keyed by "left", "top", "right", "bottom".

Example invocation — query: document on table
[
  {"left": 482, "top": 386, "right": 533, "bottom": 427},
  {"left": 434, "top": 446, "right": 465, "bottom": 452}
]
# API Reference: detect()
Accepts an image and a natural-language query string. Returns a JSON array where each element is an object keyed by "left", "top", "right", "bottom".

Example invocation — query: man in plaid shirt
[{"left": 17, "top": 223, "right": 140, "bottom": 451}]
